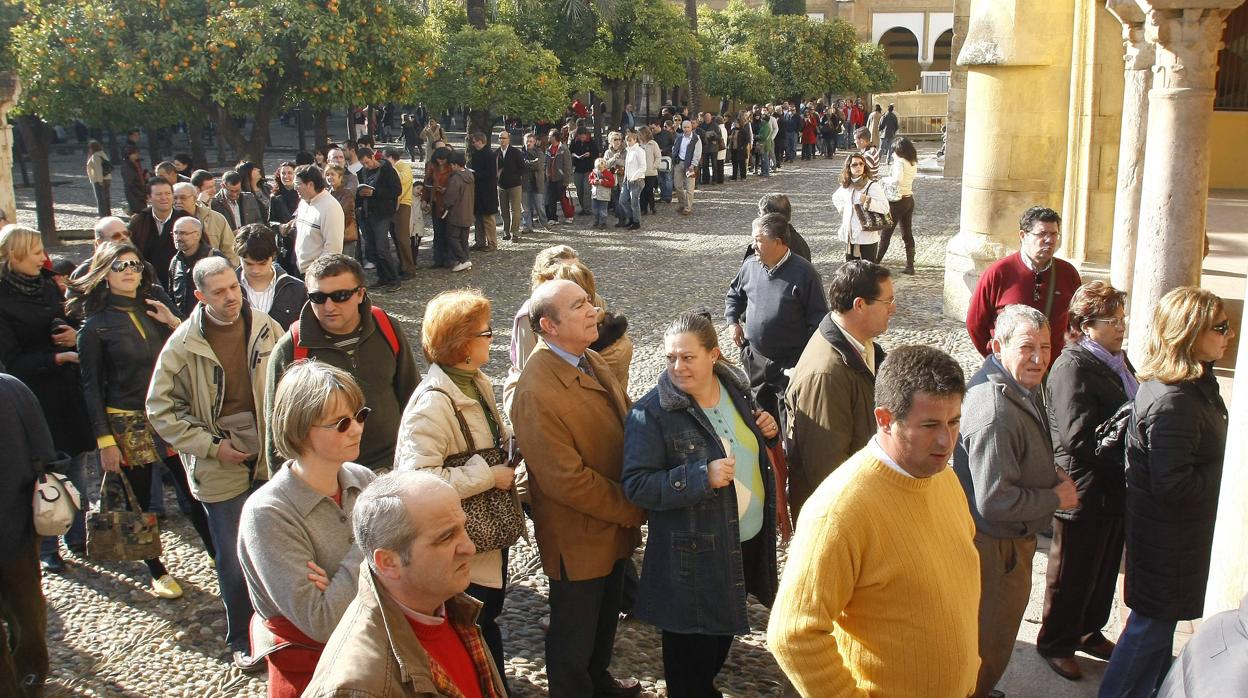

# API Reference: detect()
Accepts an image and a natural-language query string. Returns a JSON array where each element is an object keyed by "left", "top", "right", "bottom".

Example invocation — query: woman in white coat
[
  {"left": 831, "top": 152, "right": 890, "bottom": 262},
  {"left": 395, "top": 288, "right": 516, "bottom": 686}
]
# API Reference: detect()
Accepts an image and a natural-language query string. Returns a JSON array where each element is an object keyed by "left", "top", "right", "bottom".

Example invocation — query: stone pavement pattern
[{"left": 27, "top": 140, "right": 1114, "bottom": 696}]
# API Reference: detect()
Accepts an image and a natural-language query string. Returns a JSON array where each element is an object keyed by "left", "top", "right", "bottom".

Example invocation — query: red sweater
[
  {"left": 965, "top": 252, "right": 1082, "bottom": 365},
  {"left": 405, "top": 615, "right": 484, "bottom": 698}
]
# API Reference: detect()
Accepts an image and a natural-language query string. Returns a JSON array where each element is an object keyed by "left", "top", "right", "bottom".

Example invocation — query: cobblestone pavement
[{"left": 31, "top": 133, "right": 1082, "bottom": 697}]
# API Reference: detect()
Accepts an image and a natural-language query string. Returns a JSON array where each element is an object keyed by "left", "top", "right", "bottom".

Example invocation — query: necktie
[{"left": 577, "top": 356, "right": 596, "bottom": 380}]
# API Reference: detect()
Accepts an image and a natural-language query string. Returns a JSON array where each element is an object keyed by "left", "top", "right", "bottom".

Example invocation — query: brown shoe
[
  {"left": 1077, "top": 635, "right": 1116, "bottom": 661},
  {"left": 1043, "top": 654, "right": 1083, "bottom": 681},
  {"left": 594, "top": 676, "right": 642, "bottom": 698}
]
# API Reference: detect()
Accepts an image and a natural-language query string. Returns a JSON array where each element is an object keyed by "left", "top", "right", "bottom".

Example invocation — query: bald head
[
  {"left": 529, "top": 279, "right": 599, "bottom": 355},
  {"left": 94, "top": 216, "right": 129, "bottom": 246}
]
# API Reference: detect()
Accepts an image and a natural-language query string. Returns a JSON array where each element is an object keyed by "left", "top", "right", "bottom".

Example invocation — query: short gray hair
[
  {"left": 994, "top": 304, "right": 1050, "bottom": 347},
  {"left": 353, "top": 470, "right": 453, "bottom": 570},
  {"left": 93, "top": 216, "right": 128, "bottom": 241},
  {"left": 192, "top": 255, "right": 233, "bottom": 291},
  {"left": 172, "top": 181, "right": 197, "bottom": 197},
  {"left": 528, "top": 279, "right": 578, "bottom": 336}
]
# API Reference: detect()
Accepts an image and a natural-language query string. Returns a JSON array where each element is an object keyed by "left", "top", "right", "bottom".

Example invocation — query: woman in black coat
[
  {"left": 0, "top": 226, "right": 95, "bottom": 572},
  {"left": 1037, "top": 282, "right": 1135, "bottom": 680},
  {"left": 1100, "top": 286, "right": 1234, "bottom": 698}
]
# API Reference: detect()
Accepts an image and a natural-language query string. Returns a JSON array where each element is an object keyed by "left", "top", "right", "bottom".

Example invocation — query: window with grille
[{"left": 1216, "top": 4, "right": 1248, "bottom": 111}]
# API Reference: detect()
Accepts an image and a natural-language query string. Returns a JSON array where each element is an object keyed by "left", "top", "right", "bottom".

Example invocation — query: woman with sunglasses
[
  {"left": 70, "top": 241, "right": 213, "bottom": 599},
  {"left": 831, "top": 152, "right": 890, "bottom": 262},
  {"left": 396, "top": 288, "right": 516, "bottom": 687},
  {"left": 238, "top": 360, "right": 376, "bottom": 698},
  {"left": 1099, "top": 286, "right": 1234, "bottom": 697}
]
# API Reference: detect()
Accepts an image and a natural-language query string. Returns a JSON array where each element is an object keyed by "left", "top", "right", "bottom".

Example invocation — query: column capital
[
  {"left": 1106, "top": 1, "right": 1155, "bottom": 71},
  {"left": 1136, "top": 1, "right": 1244, "bottom": 90}
]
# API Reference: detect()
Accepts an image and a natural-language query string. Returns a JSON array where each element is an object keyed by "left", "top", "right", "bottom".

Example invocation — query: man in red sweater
[
  {"left": 302, "top": 471, "right": 508, "bottom": 698},
  {"left": 965, "top": 206, "right": 1082, "bottom": 366}
]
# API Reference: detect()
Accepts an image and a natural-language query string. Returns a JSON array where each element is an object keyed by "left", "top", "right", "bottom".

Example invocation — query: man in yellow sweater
[{"left": 768, "top": 345, "right": 981, "bottom": 697}]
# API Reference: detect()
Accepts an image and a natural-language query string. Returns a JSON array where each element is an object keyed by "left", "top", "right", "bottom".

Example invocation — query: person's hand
[
  {"left": 52, "top": 324, "right": 77, "bottom": 348},
  {"left": 306, "top": 561, "right": 330, "bottom": 592},
  {"left": 730, "top": 323, "right": 745, "bottom": 348},
  {"left": 491, "top": 464, "right": 515, "bottom": 490},
  {"left": 358, "top": 187, "right": 373, "bottom": 198},
  {"left": 707, "top": 455, "right": 736, "bottom": 489},
  {"left": 217, "top": 439, "right": 252, "bottom": 465},
  {"left": 54, "top": 351, "right": 79, "bottom": 365},
  {"left": 1054, "top": 468, "right": 1079, "bottom": 510},
  {"left": 100, "top": 445, "right": 123, "bottom": 473},
  {"left": 754, "top": 410, "right": 778, "bottom": 440},
  {"left": 145, "top": 298, "right": 180, "bottom": 330}
]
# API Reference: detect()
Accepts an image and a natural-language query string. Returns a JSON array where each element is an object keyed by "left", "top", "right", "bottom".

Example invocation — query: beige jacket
[
  {"left": 395, "top": 363, "right": 511, "bottom": 588},
  {"left": 195, "top": 202, "right": 239, "bottom": 266}
]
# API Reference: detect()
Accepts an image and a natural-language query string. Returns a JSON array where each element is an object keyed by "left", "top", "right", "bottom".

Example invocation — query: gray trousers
[
  {"left": 573, "top": 171, "right": 592, "bottom": 214},
  {"left": 498, "top": 185, "right": 522, "bottom": 235}
]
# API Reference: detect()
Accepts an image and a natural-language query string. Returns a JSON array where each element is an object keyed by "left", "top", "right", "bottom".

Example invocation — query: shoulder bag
[
  {"left": 87, "top": 471, "right": 163, "bottom": 561},
  {"left": 425, "top": 388, "right": 525, "bottom": 552},
  {"left": 33, "top": 455, "right": 82, "bottom": 537},
  {"left": 853, "top": 188, "right": 893, "bottom": 232}
]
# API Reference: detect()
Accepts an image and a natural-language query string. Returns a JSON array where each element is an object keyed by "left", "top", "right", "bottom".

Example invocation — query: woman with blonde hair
[
  {"left": 86, "top": 140, "right": 112, "bottom": 216},
  {"left": 831, "top": 152, "right": 890, "bottom": 262},
  {"left": 1100, "top": 286, "right": 1234, "bottom": 697},
  {"left": 396, "top": 288, "right": 516, "bottom": 687}
]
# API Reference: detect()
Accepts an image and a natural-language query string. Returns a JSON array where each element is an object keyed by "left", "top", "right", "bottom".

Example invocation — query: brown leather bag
[{"left": 87, "top": 472, "right": 163, "bottom": 561}]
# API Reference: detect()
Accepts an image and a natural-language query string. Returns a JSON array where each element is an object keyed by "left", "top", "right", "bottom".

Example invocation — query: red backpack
[{"left": 291, "top": 306, "right": 399, "bottom": 360}]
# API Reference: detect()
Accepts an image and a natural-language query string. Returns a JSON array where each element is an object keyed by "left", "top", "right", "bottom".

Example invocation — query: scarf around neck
[{"left": 2, "top": 268, "right": 44, "bottom": 297}]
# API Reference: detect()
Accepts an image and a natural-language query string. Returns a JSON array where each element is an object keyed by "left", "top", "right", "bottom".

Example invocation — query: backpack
[
  {"left": 290, "top": 306, "right": 399, "bottom": 360},
  {"left": 101, "top": 157, "right": 114, "bottom": 177}
]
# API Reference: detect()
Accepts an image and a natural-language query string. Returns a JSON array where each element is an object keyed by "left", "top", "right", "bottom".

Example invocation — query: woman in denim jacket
[{"left": 622, "top": 310, "right": 779, "bottom": 697}]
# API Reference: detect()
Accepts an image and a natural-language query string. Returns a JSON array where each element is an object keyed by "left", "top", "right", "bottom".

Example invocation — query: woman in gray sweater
[{"left": 237, "top": 361, "right": 376, "bottom": 697}]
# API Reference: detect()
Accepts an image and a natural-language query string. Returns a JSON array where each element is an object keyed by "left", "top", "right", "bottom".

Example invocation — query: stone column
[
  {"left": 1127, "top": 0, "right": 1245, "bottom": 359},
  {"left": 0, "top": 73, "right": 21, "bottom": 226},
  {"left": 943, "top": 0, "right": 973, "bottom": 178},
  {"left": 943, "top": 0, "right": 1077, "bottom": 319},
  {"left": 1106, "top": 2, "right": 1154, "bottom": 302}
]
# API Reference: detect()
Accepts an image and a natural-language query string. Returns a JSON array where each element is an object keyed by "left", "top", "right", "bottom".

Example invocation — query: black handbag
[
  {"left": 87, "top": 471, "right": 163, "bottom": 561},
  {"left": 425, "top": 389, "right": 525, "bottom": 553}
]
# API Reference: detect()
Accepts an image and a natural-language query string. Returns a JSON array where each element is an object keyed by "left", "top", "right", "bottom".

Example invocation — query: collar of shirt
[
  {"left": 869, "top": 435, "right": 916, "bottom": 479},
  {"left": 280, "top": 463, "right": 373, "bottom": 518},
  {"left": 831, "top": 314, "right": 875, "bottom": 373},
  {"left": 154, "top": 210, "right": 173, "bottom": 231},
  {"left": 241, "top": 267, "right": 276, "bottom": 294},
  {"left": 761, "top": 249, "right": 792, "bottom": 275},
  {"left": 384, "top": 588, "right": 447, "bottom": 626},
  {"left": 545, "top": 340, "right": 585, "bottom": 370},
  {"left": 1019, "top": 251, "right": 1052, "bottom": 274}
]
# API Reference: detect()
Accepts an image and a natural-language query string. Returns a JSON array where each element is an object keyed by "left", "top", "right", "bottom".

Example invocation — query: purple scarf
[{"left": 1080, "top": 338, "right": 1138, "bottom": 399}]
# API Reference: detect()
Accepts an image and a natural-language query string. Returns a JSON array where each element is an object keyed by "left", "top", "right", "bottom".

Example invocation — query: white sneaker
[
  {"left": 363, "top": 261, "right": 376, "bottom": 270},
  {"left": 451, "top": 261, "right": 472, "bottom": 272}
]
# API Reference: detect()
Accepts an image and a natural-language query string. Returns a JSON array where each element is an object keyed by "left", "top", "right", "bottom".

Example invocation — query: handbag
[
  {"left": 881, "top": 177, "right": 902, "bottom": 203},
  {"left": 425, "top": 389, "right": 525, "bottom": 552},
  {"left": 108, "top": 411, "right": 161, "bottom": 467},
  {"left": 560, "top": 192, "right": 575, "bottom": 220},
  {"left": 87, "top": 471, "right": 163, "bottom": 561},
  {"left": 854, "top": 192, "right": 893, "bottom": 232},
  {"left": 343, "top": 218, "right": 359, "bottom": 243},
  {"left": 658, "top": 156, "right": 671, "bottom": 173},
  {"left": 33, "top": 455, "right": 82, "bottom": 537}
]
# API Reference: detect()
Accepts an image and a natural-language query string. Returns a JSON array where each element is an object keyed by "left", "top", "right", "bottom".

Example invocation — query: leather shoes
[
  {"left": 1042, "top": 654, "right": 1082, "bottom": 681},
  {"left": 594, "top": 676, "right": 641, "bottom": 698},
  {"left": 1078, "top": 635, "right": 1116, "bottom": 661}
]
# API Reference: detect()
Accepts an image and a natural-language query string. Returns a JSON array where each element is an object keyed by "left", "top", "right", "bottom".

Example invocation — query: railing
[{"left": 898, "top": 115, "right": 946, "bottom": 137}]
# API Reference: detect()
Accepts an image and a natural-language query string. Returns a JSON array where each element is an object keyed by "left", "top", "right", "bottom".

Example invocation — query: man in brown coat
[
  {"left": 784, "top": 260, "right": 896, "bottom": 521},
  {"left": 511, "top": 279, "right": 646, "bottom": 698}
]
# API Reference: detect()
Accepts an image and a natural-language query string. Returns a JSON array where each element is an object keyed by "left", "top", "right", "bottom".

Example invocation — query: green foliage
[
  {"left": 752, "top": 15, "right": 860, "bottom": 99},
  {"left": 424, "top": 24, "right": 569, "bottom": 122},
  {"left": 702, "top": 49, "right": 772, "bottom": 105},
  {"left": 583, "top": 0, "right": 697, "bottom": 86},
  {"left": 851, "top": 42, "right": 897, "bottom": 94},
  {"left": 765, "top": 0, "right": 805, "bottom": 16}
]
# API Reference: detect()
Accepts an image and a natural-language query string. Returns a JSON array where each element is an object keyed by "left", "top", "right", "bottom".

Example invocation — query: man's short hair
[
  {"left": 1019, "top": 206, "right": 1061, "bottom": 233},
  {"left": 529, "top": 280, "right": 581, "bottom": 336},
  {"left": 155, "top": 161, "right": 177, "bottom": 175},
  {"left": 353, "top": 470, "right": 453, "bottom": 570},
  {"left": 758, "top": 194, "right": 792, "bottom": 221},
  {"left": 448, "top": 151, "right": 466, "bottom": 167},
  {"left": 827, "top": 260, "right": 892, "bottom": 314},
  {"left": 173, "top": 215, "right": 204, "bottom": 232},
  {"left": 221, "top": 170, "right": 243, "bottom": 186},
  {"left": 93, "top": 216, "right": 129, "bottom": 241},
  {"left": 190, "top": 169, "right": 214, "bottom": 189},
  {"left": 305, "top": 253, "right": 365, "bottom": 287},
  {"left": 146, "top": 178, "right": 173, "bottom": 196},
  {"left": 172, "top": 181, "right": 196, "bottom": 198},
  {"left": 994, "top": 304, "right": 1050, "bottom": 347},
  {"left": 192, "top": 255, "right": 233, "bottom": 291},
  {"left": 234, "top": 223, "right": 279, "bottom": 261},
  {"left": 854, "top": 127, "right": 871, "bottom": 141},
  {"left": 271, "top": 361, "right": 365, "bottom": 461},
  {"left": 294, "top": 150, "right": 315, "bottom": 166},
  {"left": 356, "top": 147, "right": 375, "bottom": 161},
  {"left": 752, "top": 213, "right": 790, "bottom": 245},
  {"left": 383, "top": 146, "right": 404, "bottom": 160},
  {"left": 294, "top": 164, "right": 327, "bottom": 192},
  {"left": 875, "top": 346, "right": 966, "bottom": 421}
]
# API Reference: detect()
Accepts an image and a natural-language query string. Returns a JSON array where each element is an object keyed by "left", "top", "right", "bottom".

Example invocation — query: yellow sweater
[{"left": 767, "top": 446, "right": 981, "bottom": 697}]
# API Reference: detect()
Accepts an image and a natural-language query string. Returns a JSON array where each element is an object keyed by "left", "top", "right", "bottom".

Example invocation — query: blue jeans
[
  {"left": 1098, "top": 610, "right": 1177, "bottom": 698},
  {"left": 203, "top": 485, "right": 258, "bottom": 653},
  {"left": 658, "top": 169, "right": 673, "bottom": 202},
  {"left": 592, "top": 199, "right": 608, "bottom": 225},
  {"left": 431, "top": 217, "right": 449, "bottom": 266},
  {"left": 361, "top": 213, "right": 399, "bottom": 284},
  {"left": 40, "top": 450, "right": 92, "bottom": 560},
  {"left": 521, "top": 189, "right": 546, "bottom": 231},
  {"left": 620, "top": 179, "right": 642, "bottom": 224},
  {"left": 881, "top": 136, "right": 894, "bottom": 165},
  {"left": 785, "top": 132, "right": 797, "bottom": 161}
]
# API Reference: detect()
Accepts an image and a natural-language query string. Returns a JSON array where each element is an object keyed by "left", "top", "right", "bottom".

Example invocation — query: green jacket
[{"left": 264, "top": 297, "right": 421, "bottom": 473}]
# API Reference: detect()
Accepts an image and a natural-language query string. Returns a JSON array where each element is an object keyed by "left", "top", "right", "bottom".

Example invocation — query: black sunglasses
[
  {"left": 1212, "top": 320, "right": 1232, "bottom": 336},
  {"left": 308, "top": 287, "right": 362, "bottom": 305},
  {"left": 314, "top": 407, "right": 371, "bottom": 433},
  {"left": 110, "top": 259, "right": 144, "bottom": 273}
]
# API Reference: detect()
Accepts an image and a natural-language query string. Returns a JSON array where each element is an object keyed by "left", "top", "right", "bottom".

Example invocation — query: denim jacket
[{"left": 622, "top": 362, "right": 777, "bottom": 636}]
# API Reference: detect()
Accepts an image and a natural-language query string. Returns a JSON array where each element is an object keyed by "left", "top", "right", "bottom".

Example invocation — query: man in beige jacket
[{"left": 173, "top": 181, "right": 238, "bottom": 266}]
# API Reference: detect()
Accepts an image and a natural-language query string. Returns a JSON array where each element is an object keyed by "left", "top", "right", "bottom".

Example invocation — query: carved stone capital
[{"left": 1139, "top": 4, "right": 1240, "bottom": 91}]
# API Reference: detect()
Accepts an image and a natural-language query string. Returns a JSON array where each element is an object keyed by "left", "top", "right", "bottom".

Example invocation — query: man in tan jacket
[
  {"left": 173, "top": 181, "right": 238, "bottom": 266},
  {"left": 511, "top": 279, "right": 646, "bottom": 698},
  {"left": 785, "top": 260, "right": 895, "bottom": 521}
]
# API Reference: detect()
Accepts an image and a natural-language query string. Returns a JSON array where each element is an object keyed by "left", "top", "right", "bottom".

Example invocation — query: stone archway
[
  {"left": 879, "top": 27, "right": 922, "bottom": 91},
  {"left": 933, "top": 29, "right": 954, "bottom": 72}
]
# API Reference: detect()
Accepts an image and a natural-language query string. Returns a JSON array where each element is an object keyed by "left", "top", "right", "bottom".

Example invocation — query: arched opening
[
  {"left": 879, "top": 27, "right": 921, "bottom": 92},
  {"left": 933, "top": 29, "right": 954, "bottom": 72}
]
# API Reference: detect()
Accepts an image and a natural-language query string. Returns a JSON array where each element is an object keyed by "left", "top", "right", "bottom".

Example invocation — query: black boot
[{"left": 904, "top": 243, "right": 916, "bottom": 275}]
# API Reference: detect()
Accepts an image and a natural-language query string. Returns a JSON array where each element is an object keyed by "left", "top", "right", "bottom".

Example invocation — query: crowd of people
[{"left": 0, "top": 97, "right": 1238, "bottom": 698}]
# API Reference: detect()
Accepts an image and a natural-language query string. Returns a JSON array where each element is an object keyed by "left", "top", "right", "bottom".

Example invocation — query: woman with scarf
[
  {"left": 831, "top": 153, "right": 890, "bottom": 262},
  {"left": 421, "top": 147, "right": 454, "bottom": 269}
]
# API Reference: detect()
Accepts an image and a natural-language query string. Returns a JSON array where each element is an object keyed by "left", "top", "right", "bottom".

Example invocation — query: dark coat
[
  {"left": 442, "top": 169, "right": 476, "bottom": 228},
  {"left": 210, "top": 190, "right": 263, "bottom": 231},
  {"left": 120, "top": 159, "right": 148, "bottom": 214},
  {"left": 569, "top": 136, "right": 599, "bottom": 173},
  {"left": 128, "top": 208, "right": 190, "bottom": 288},
  {"left": 268, "top": 187, "right": 301, "bottom": 226},
  {"left": 1047, "top": 343, "right": 1133, "bottom": 519},
  {"left": 622, "top": 363, "right": 778, "bottom": 635},
  {"left": 0, "top": 272, "right": 95, "bottom": 456},
  {"left": 496, "top": 145, "right": 526, "bottom": 190},
  {"left": 1124, "top": 367, "right": 1228, "bottom": 620},
  {"left": 469, "top": 145, "right": 499, "bottom": 215},
  {"left": 167, "top": 245, "right": 227, "bottom": 318},
  {"left": 237, "top": 264, "right": 307, "bottom": 331},
  {"left": 0, "top": 374, "right": 60, "bottom": 565},
  {"left": 357, "top": 160, "right": 401, "bottom": 220}
]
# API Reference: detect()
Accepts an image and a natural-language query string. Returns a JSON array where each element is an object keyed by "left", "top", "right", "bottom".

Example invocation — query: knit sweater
[
  {"left": 767, "top": 446, "right": 981, "bottom": 698},
  {"left": 965, "top": 252, "right": 1081, "bottom": 362},
  {"left": 724, "top": 254, "right": 827, "bottom": 367}
]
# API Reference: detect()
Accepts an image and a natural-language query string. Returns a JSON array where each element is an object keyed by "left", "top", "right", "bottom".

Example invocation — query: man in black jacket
[
  {"left": 168, "top": 216, "right": 227, "bottom": 317},
  {"left": 356, "top": 147, "right": 402, "bottom": 292},
  {"left": 128, "top": 178, "right": 189, "bottom": 288},
  {"left": 569, "top": 129, "right": 598, "bottom": 217},
  {"left": 496, "top": 131, "right": 526, "bottom": 242},
  {"left": 468, "top": 133, "right": 499, "bottom": 250}
]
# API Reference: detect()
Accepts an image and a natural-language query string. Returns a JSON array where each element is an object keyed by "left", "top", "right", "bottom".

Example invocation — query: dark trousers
[
  {"left": 431, "top": 217, "right": 449, "bottom": 267},
  {"left": 203, "top": 484, "right": 258, "bottom": 653},
  {"left": 93, "top": 181, "right": 112, "bottom": 217},
  {"left": 730, "top": 150, "right": 747, "bottom": 180},
  {"left": 822, "top": 136, "right": 836, "bottom": 159},
  {"left": 711, "top": 158, "right": 724, "bottom": 184},
  {"left": 641, "top": 175, "right": 657, "bottom": 214},
  {"left": 1037, "top": 515, "right": 1124, "bottom": 658},
  {"left": 545, "top": 180, "right": 565, "bottom": 222},
  {"left": 845, "top": 243, "right": 879, "bottom": 263},
  {"left": 161, "top": 453, "right": 216, "bottom": 559},
  {"left": 0, "top": 539, "right": 47, "bottom": 696},
  {"left": 546, "top": 558, "right": 628, "bottom": 698},
  {"left": 662, "top": 631, "right": 733, "bottom": 698},
  {"left": 465, "top": 550, "right": 509, "bottom": 690},
  {"left": 877, "top": 195, "right": 916, "bottom": 264},
  {"left": 1098, "top": 611, "right": 1177, "bottom": 698},
  {"left": 361, "top": 213, "right": 399, "bottom": 284},
  {"left": 699, "top": 152, "right": 713, "bottom": 184},
  {"left": 800, "top": 143, "right": 814, "bottom": 160}
]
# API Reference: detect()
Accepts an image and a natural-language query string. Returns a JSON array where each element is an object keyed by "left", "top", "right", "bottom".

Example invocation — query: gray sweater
[
  {"left": 237, "top": 461, "right": 376, "bottom": 642},
  {"left": 953, "top": 356, "right": 1060, "bottom": 539},
  {"left": 724, "top": 253, "right": 828, "bottom": 367}
]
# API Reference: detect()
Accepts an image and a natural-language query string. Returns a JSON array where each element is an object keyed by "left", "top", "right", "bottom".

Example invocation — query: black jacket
[
  {"left": 1124, "top": 367, "right": 1228, "bottom": 620},
  {"left": 0, "top": 272, "right": 95, "bottom": 456},
  {"left": 0, "top": 374, "right": 59, "bottom": 565},
  {"left": 1047, "top": 343, "right": 1133, "bottom": 519},
  {"left": 77, "top": 291, "right": 177, "bottom": 442},
  {"left": 569, "top": 137, "right": 599, "bottom": 173},
  {"left": 496, "top": 145, "right": 526, "bottom": 189},
  {"left": 128, "top": 208, "right": 189, "bottom": 288},
  {"left": 237, "top": 264, "right": 307, "bottom": 331},
  {"left": 469, "top": 145, "right": 499, "bottom": 215},
  {"left": 268, "top": 187, "right": 301, "bottom": 226},
  {"left": 357, "top": 160, "right": 402, "bottom": 220},
  {"left": 168, "top": 245, "right": 227, "bottom": 318}
]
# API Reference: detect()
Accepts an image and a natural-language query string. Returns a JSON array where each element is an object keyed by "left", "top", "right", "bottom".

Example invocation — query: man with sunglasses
[
  {"left": 264, "top": 254, "right": 420, "bottom": 475},
  {"left": 147, "top": 255, "right": 284, "bottom": 672},
  {"left": 966, "top": 206, "right": 1082, "bottom": 369}
]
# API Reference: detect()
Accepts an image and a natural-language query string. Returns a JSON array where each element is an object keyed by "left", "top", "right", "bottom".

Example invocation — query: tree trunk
[
  {"left": 215, "top": 95, "right": 280, "bottom": 170},
  {"left": 314, "top": 109, "right": 329, "bottom": 151},
  {"left": 610, "top": 81, "right": 623, "bottom": 127},
  {"left": 145, "top": 126, "right": 162, "bottom": 169},
  {"left": 187, "top": 120, "right": 207, "bottom": 169},
  {"left": 16, "top": 115, "right": 57, "bottom": 244},
  {"left": 685, "top": 0, "right": 701, "bottom": 112},
  {"left": 468, "top": 109, "right": 493, "bottom": 141},
  {"left": 466, "top": 0, "right": 486, "bottom": 29}
]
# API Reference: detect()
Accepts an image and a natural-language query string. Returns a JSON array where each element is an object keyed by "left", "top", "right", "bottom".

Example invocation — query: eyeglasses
[
  {"left": 476, "top": 327, "right": 494, "bottom": 338},
  {"left": 313, "top": 406, "right": 371, "bottom": 433},
  {"left": 110, "top": 259, "right": 144, "bottom": 273},
  {"left": 308, "top": 287, "right": 362, "bottom": 304},
  {"left": 1211, "top": 320, "right": 1232, "bottom": 336},
  {"left": 1088, "top": 316, "right": 1129, "bottom": 329},
  {"left": 850, "top": 162, "right": 864, "bottom": 168},
  {"left": 172, "top": 229, "right": 200, "bottom": 238},
  {"left": 1025, "top": 231, "right": 1062, "bottom": 242},
  {"left": 868, "top": 296, "right": 896, "bottom": 307}
]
